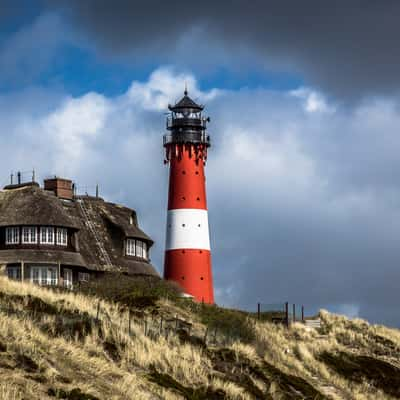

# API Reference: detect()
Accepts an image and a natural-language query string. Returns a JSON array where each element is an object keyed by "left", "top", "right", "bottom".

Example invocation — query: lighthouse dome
[{"left": 168, "top": 90, "right": 204, "bottom": 113}]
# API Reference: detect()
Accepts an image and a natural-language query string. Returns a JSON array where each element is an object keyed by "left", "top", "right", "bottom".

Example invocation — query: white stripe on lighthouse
[{"left": 166, "top": 209, "right": 211, "bottom": 251}]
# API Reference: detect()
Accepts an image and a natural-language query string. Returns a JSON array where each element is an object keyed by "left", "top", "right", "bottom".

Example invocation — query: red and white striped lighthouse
[{"left": 163, "top": 89, "right": 214, "bottom": 304}]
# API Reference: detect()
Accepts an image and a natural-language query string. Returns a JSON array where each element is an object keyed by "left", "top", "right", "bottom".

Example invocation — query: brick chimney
[{"left": 44, "top": 177, "right": 73, "bottom": 200}]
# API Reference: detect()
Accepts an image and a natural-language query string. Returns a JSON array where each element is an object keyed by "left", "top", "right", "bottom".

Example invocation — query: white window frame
[
  {"left": 7, "top": 266, "right": 21, "bottom": 280},
  {"left": 40, "top": 227, "right": 55, "bottom": 245},
  {"left": 5, "top": 227, "right": 19, "bottom": 245},
  {"left": 136, "top": 240, "right": 143, "bottom": 258},
  {"left": 22, "top": 226, "right": 37, "bottom": 244},
  {"left": 56, "top": 228, "right": 68, "bottom": 246},
  {"left": 64, "top": 268, "right": 73, "bottom": 289},
  {"left": 142, "top": 242, "right": 147, "bottom": 260},
  {"left": 126, "top": 238, "right": 136, "bottom": 256},
  {"left": 126, "top": 239, "right": 148, "bottom": 259},
  {"left": 31, "top": 266, "right": 58, "bottom": 286},
  {"left": 78, "top": 272, "right": 90, "bottom": 282}
]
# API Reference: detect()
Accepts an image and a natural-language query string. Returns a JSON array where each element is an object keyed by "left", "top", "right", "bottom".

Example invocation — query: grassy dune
[{"left": 0, "top": 276, "right": 399, "bottom": 399}]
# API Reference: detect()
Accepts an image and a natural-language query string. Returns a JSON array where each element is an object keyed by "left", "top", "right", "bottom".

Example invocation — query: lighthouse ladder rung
[{"left": 78, "top": 198, "right": 114, "bottom": 269}]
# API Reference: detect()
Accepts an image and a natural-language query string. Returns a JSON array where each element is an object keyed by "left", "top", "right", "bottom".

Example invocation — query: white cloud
[
  {"left": 40, "top": 92, "right": 110, "bottom": 174},
  {"left": 127, "top": 67, "right": 220, "bottom": 111},
  {"left": 290, "top": 87, "right": 334, "bottom": 113}
]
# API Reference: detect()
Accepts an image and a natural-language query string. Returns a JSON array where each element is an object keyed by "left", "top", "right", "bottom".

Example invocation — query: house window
[
  {"left": 40, "top": 227, "right": 55, "bottom": 245},
  {"left": 78, "top": 272, "right": 90, "bottom": 282},
  {"left": 126, "top": 239, "right": 148, "bottom": 259},
  {"left": 22, "top": 226, "right": 37, "bottom": 244},
  {"left": 142, "top": 242, "right": 147, "bottom": 260},
  {"left": 136, "top": 240, "right": 143, "bottom": 258},
  {"left": 31, "top": 266, "right": 58, "bottom": 286},
  {"left": 5, "top": 227, "right": 19, "bottom": 245},
  {"left": 56, "top": 228, "right": 68, "bottom": 246},
  {"left": 7, "top": 266, "right": 21, "bottom": 280},
  {"left": 64, "top": 269, "right": 73, "bottom": 289},
  {"left": 126, "top": 238, "right": 136, "bottom": 256}
]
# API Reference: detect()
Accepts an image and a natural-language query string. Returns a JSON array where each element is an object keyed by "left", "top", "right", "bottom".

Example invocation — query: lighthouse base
[{"left": 164, "top": 249, "right": 214, "bottom": 304}]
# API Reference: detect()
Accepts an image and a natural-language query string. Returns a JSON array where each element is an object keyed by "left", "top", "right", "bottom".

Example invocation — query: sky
[{"left": 1, "top": 1, "right": 400, "bottom": 326}]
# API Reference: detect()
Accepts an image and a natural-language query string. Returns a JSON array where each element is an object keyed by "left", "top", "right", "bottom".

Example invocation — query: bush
[
  {"left": 77, "top": 273, "right": 181, "bottom": 308},
  {"left": 176, "top": 299, "right": 255, "bottom": 343}
]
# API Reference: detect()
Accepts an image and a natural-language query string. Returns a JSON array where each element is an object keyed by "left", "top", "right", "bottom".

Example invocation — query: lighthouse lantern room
[{"left": 163, "top": 89, "right": 214, "bottom": 304}]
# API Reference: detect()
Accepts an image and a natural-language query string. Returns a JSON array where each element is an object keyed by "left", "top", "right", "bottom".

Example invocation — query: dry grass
[{"left": 0, "top": 277, "right": 399, "bottom": 399}]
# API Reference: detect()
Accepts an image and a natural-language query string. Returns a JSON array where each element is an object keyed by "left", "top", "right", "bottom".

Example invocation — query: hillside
[{"left": 0, "top": 277, "right": 399, "bottom": 400}]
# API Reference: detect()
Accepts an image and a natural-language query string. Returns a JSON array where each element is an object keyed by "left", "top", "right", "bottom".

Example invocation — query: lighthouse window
[
  {"left": 22, "top": 226, "right": 37, "bottom": 244},
  {"left": 40, "top": 227, "right": 55, "bottom": 245},
  {"left": 5, "top": 227, "right": 20, "bottom": 245},
  {"left": 56, "top": 228, "right": 68, "bottom": 246}
]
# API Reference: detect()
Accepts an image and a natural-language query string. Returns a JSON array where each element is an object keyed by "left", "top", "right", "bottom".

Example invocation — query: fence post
[
  {"left": 301, "top": 305, "right": 304, "bottom": 322},
  {"left": 285, "top": 302, "right": 289, "bottom": 327},
  {"left": 144, "top": 318, "right": 148, "bottom": 336},
  {"left": 257, "top": 303, "right": 261, "bottom": 320},
  {"left": 203, "top": 327, "right": 208, "bottom": 344},
  {"left": 96, "top": 301, "right": 100, "bottom": 322},
  {"left": 293, "top": 304, "right": 296, "bottom": 323},
  {"left": 160, "top": 316, "right": 163, "bottom": 335}
]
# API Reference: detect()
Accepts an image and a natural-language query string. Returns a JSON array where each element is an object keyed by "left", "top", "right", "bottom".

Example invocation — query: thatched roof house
[{"left": 0, "top": 178, "right": 158, "bottom": 288}]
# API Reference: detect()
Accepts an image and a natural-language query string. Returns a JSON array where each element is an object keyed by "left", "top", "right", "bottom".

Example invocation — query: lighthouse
[{"left": 163, "top": 89, "right": 214, "bottom": 304}]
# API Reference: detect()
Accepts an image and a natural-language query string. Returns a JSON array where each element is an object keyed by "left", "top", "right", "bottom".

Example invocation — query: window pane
[
  {"left": 136, "top": 240, "right": 143, "bottom": 257},
  {"left": 64, "top": 269, "right": 72, "bottom": 288},
  {"left": 57, "top": 228, "right": 67, "bottom": 246},
  {"left": 41, "top": 227, "right": 55, "bottom": 244},
  {"left": 32, "top": 268, "right": 40, "bottom": 284},
  {"left": 6, "top": 227, "right": 20, "bottom": 244},
  {"left": 126, "top": 239, "right": 136, "bottom": 256},
  {"left": 143, "top": 243, "right": 147, "bottom": 259}
]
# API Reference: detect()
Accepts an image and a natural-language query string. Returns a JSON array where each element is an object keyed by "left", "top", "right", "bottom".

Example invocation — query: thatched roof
[
  {"left": 0, "top": 184, "right": 159, "bottom": 277},
  {"left": 0, "top": 185, "right": 80, "bottom": 229}
]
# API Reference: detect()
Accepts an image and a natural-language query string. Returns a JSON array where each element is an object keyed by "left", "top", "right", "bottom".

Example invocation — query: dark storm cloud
[{"left": 49, "top": 0, "right": 400, "bottom": 99}]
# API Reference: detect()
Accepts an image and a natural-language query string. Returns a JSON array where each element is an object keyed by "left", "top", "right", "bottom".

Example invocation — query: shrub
[
  {"left": 176, "top": 300, "right": 255, "bottom": 343},
  {"left": 77, "top": 273, "right": 181, "bottom": 308}
]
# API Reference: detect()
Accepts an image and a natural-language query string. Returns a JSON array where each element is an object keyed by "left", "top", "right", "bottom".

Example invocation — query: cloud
[
  {"left": 127, "top": 67, "right": 220, "bottom": 111},
  {"left": 1, "top": 67, "right": 400, "bottom": 326},
  {"left": 47, "top": 1, "right": 400, "bottom": 100},
  {"left": 290, "top": 88, "right": 333, "bottom": 114}
]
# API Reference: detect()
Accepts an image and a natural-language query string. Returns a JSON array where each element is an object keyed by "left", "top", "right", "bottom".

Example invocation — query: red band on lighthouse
[{"left": 163, "top": 91, "right": 214, "bottom": 304}]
